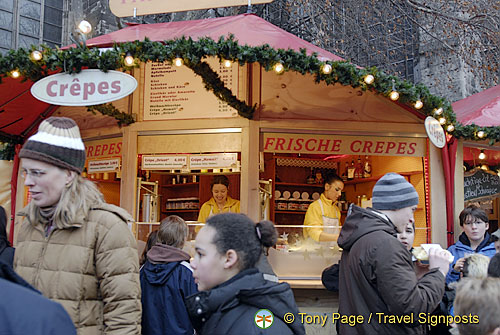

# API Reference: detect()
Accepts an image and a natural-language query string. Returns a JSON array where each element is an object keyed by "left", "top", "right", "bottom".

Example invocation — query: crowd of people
[{"left": 0, "top": 116, "right": 499, "bottom": 335}]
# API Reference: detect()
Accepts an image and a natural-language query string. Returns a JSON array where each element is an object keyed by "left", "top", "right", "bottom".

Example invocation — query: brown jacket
[
  {"left": 14, "top": 203, "right": 141, "bottom": 335},
  {"left": 338, "top": 205, "right": 445, "bottom": 335}
]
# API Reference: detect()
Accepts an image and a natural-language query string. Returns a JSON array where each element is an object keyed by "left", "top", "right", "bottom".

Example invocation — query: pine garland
[{"left": 0, "top": 35, "right": 498, "bottom": 145}]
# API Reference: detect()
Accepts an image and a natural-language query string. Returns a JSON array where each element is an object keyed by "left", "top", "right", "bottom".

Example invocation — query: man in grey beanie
[{"left": 337, "top": 173, "right": 451, "bottom": 335}]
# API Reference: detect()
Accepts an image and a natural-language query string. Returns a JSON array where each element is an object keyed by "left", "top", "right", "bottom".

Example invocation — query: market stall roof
[
  {"left": 85, "top": 13, "right": 344, "bottom": 61},
  {"left": 452, "top": 84, "right": 500, "bottom": 127}
]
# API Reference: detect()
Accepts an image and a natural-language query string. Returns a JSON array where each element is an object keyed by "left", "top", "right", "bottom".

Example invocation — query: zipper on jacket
[{"left": 32, "top": 223, "right": 55, "bottom": 286}]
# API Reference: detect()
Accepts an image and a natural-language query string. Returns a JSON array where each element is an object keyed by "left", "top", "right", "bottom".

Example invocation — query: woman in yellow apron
[
  {"left": 197, "top": 175, "right": 240, "bottom": 231},
  {"left": 303, "top": 173, "right": 344, "bottom": 246}
]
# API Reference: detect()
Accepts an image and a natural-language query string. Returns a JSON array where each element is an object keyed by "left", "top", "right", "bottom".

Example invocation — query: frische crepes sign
[{"left": 31, "top": 69, "right": 137, "bottom": 106}]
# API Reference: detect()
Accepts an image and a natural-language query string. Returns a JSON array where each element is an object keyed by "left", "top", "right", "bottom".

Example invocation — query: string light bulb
[
  {"left": 274, "top": 63, "right": 284, "bottom": 74},
  {"left": 173, "top": 58, "right": 183, "bottom": 67},
  {"left": 446, "top": 124, "right": 455, "bottom": 132},
  {"left": 78, "top": 20, "right": 92, "bottom": 35},
  {"left": 477, "top": 130, "right": 485, "bottom": 138},
  {"left": 124, "top": 53, "right": 134, "bottom": 66},
  {"left": 321, "top": 64, "right": 332, "bottom": 74},
  {"left": 414, "top": 100, "right": 423, "bottom": 109},
  {"left": 389, "top": 79, "right": 399, "bottom": 101},
  {"left": 478, "top": 150, "right": 486, "bottom": 160},
  {"left": 223, "top": 59, "right": 232, "bottom": 68},
  {"left": 30, "top": 50, "right": 43, "bottom": 61},
  {"left": 434, "top": 107, "right": 443, "bottom": 116},
  {"left": 364, "top": 74, "right": 374, "bottom": 84},
  {"left": 439, "top": 117, "right": 446, "bottom": 125},
  {"left": 10, "top": 69, "right": 20, "bottom": 78}
]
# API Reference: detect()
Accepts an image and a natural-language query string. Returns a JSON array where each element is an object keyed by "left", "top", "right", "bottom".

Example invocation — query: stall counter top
[{"left": 279, "top": 279, "right": 325, "bottom": 289}]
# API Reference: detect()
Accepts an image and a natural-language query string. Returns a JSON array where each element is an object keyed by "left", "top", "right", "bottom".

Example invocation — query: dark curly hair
[{"left": 206, "top": 213, "right": 277, "bottom": 270}]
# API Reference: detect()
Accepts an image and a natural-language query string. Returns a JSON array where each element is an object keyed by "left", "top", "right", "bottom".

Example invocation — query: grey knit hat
[
  {"left": 19, "top": 117, "right": 86, "bottom": 174},
  {"left": 372, "top": 173, "right": 419, "bottom": 210}
]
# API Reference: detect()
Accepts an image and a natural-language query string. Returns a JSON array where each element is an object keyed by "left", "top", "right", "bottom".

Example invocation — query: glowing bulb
[
  {"left": 434, "top": 107, "right": 443, "bottom": 115},
  {"left": 223, "top": 60, "right": 232, "bottom": 68},
  {"left": 478, "top": 150, "right": 486, "bottom": 160},
  {"left": 30, "top": 50, "right": 43, "bottom": 61},
  {"left": 480, "top": 164, "right": 489, "bottom": 170},
  {"left": 477, "top": 130, "right": 485, "bottom": 138},
  {"left": 10, "top": 70, "right": 20, "bottom": 78},
  {"left": 321, "top": 64, "right": 332, "bottom": 74},
  {"left": 124, "top": 54, "right": 134, "bottom": 66},
  {"left": 439, "top": 117, "right": 446, "bottom": 124},
  {"left": 274, "top": 63, "right": 284, "bottom": 74},
  {"left": 389, "top": 91, "right": 399, "bottom": 101},
  {"left": 364, "top": 74, "right": 374, "bottom": 84},
  {"left": 447, "top": 124, "right": 455, "bottom": 132},
  {"left": 414, "top": 100, "right": 423, "bottom": 109},
  {"left": 78, "top": 20, "right": 92, "bottom": 34},
  {"left": 174, "top": 58, "right": 183, "bottom": 66}
]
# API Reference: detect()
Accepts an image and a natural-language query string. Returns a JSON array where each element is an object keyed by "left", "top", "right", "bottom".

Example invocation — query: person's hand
[
  {"left": 414, "top": 260, "right": 430, "bottom": 279},
  {"left": 453, "top": 257, "right": 466, "bottom": 273},
  {"left": 428, "top": 248, "right": 452, "bottom": 278}
]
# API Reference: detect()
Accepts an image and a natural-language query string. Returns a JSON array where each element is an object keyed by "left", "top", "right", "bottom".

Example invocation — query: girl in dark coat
[
  {"left": 0, "top": 206, "right": 14, "bottom": 266},
  {"left": 186, "top": 213, "right": 305, "bottom": 335}
]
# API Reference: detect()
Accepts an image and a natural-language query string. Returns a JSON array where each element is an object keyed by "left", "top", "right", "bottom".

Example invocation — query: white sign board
[
  {"left": 142, "top": 155, "right": 188, "bottom": 170},
  {"left": 31, "top": 70, "right": 137, "bottom": 106},
  {"left": 189, "top": 153, "right": 238, "bottom": 169},
  {"left": 144, "top": 58, "right": 238, "bottom": 120},
  {"left": 424, "top": 116, "right": 446, "bottom": 149},
  {"left": 88, "top": 158, "right": 121, "bottom": 173}
]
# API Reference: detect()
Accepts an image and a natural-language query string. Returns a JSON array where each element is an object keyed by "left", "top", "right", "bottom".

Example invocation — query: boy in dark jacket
[{"left": 140, "top": 215, "right": 198, "bottom": 335}]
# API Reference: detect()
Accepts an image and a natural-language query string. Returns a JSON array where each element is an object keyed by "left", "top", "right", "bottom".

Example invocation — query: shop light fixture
[
  {"left": 480, "top": 164, "right": 489, "bottom": 170},
  {"left": 414, "top": 100, "right": 423, "bottom": 109},
  {"left": 274, "top": 63, "right": 284, "bottom": 74},
  {"left": 477, "top": 130, "right": 485, "bottom": 138},
  {"left": 389, "top": 79, "right": 399, "bottom": 101},
  {"left": 321, "top": 63, "right": 332, "bottom": 74},
  {"left": 364, "top": 74, "right": 374, "bottom": 84},
  {"left": 439, "top": 117, "right": 446, "bottom": 125},
  {"left": 30, "top": 50, "right": 43, "bottom": 62},
  {"left": 10, "top": 69, "right": 20, "bottom": 78},
  {"left": 78, "top": 20, "right": 92, "bottom": 35},
  {"left": 434, "top": 107, "right": 443, "bottom": 116},
  {"left": 223, "top": 59, "right": 232, "bottom": 68},
  {"left": 446, "top": 124, "right": 455, "bottom": 132},
  {"left": 173, "top": 58, "right": 183, "bottom": 67},
  {"left": 124, "top": 53, "right": 135, "bottom": 66},
  {"left": 478, "top": 150, "right": 486, "bottom": 160}
]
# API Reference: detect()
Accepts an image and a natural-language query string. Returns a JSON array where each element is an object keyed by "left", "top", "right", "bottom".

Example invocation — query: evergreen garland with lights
[{"left": 0, "top": 35, "right": 499, "bottom": 151}]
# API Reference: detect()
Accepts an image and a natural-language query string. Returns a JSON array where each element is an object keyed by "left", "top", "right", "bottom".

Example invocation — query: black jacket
[
  {"left": 185, "top": 268, "right": 305, "bottom": 335},
  {"left": 0, "top": 206, "right": 14, "bottom": 266},
  {"left": 337, "top": 205, "right": 445, "bottom": 335}
]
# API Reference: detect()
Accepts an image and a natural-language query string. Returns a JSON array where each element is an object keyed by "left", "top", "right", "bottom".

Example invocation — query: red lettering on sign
[
  {"left": 396, "top": 142, "right": 407, "bottom": 154},
  {"left": 294, "top": 138, "right": 304, "bottom": 151},
  {"left": 317, "top": 139, "right": 330, "bottom": 151},
  {"left": 363, "top": 141, "right": 373, "bottom": 153},
  {"left": 385, "top": 142, "right": 396, "bottom": 153},
  {"left": 87, "top": 146, "right": 94, "bottom": 157},
  {"left": 47, "top": 81, "right": 57, "bottom": 97},
  {"left": 276, "top": 138, "right": 285, "bottom": 150},
  {"left": 111, "top": 81, "right": 121, "bottom": 93},
  {"left": 350, "top": 140, "right": 362, "bottom": 153},
  {"left": 305, "top": 139, "right": 317, "bottom": 151},
  {"left": 95, "top": 145, "right": 102, "bottom": 156},
  {"left": 331, "top": 140, "right": 342, "bottom": 152},
  {"left": 264, "top": 137, "right": 275, "bottom": 151},
  {"left": 116, "top": 143, "right": 122, "bottom": 154},
  {"left": 374, "top": 141, "right": 385, "bottom": 154},
  {"left": 98, "top": 81, "right": 109, "bottom": 94},
  {"left": 407, "top": 142, "right": 416, "bottom": 155},
  {"left": 102, "top": 144, "right": 109, "bottom": 154},
  {"left": 109, "top": 143, "right": 116, "bottom": 155}
]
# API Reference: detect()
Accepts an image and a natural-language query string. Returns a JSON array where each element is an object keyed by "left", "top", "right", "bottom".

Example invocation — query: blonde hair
[
  {"left": 455, "top": 278, "right": 500, "bottom": 335},
  {"left": 24, "top": 174, "right": 103, "bottom": 229},
  {"left": 462, "top": 253, "right": 490, "bottom": 279},
  {"left": 157, "top": 215, "right": 187, "bottom": 249}
]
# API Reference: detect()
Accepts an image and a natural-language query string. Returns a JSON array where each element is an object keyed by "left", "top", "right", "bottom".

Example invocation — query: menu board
[
  {"left": 464, "top": 168, "right": 500, "bottom": 201},
  {"left": 189, "top": 153, "right": 238, "bottom": 169},
  {"left": 144, "top": 57, "right": 238, "bottom": 120},
  {"left": 142, "top": 155, "right": 188, "bottom": 170},
  {"left": 88, "top": 158, "right": 121, "bottom": 173}
]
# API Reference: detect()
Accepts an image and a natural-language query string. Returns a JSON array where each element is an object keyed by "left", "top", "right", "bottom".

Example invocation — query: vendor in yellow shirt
[
  {"left": 303, "top": 172, "right": 344, "bottom": 243},
  {"left": 196, "top": 175, "right": 240, "bottom": 231}
]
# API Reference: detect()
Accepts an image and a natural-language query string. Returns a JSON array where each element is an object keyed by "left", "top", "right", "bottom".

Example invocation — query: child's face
[
  {"left": 397, "top": 222, "right": 415, "bottom": 251},
  {"left": 191, "top": 226, "right": 229, "bottom": 291}
]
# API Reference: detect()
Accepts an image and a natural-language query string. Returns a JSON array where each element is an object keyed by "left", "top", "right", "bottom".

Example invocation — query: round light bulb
[
  {"left": 447, "top": 124, "right": 455, "bottom": 132},
  {"left": 364, "top": 74, "right": 374, "bottom": 84},
  {"left": 414, "top": 100, "right": 423, "bottom": 109},
  {"left": 478, "top": 151, "right": 486, "bottom": 160},
  {"left": 124, "top": 55, "right": 134, "bottom": 66},
  {"left": 322, "top": 64, "right": 332, "bottom": 74},
  {"left": 31, "top": 50, "right": 43, "bottom": 61},
  {"left": 439, "top": 117, "right": 446, "bottom": 124},
  {"left": 174, "top": 58, "right": 183, "bottom": 67},
  {"left": 223, "top": 60, "right": 232, "bottom": 68},
  {"left": 477, "top": 130, "right": 485, "bottom": 138},
  {"left": 389, "top": 91, "right": 399, "bottom": 101},
  {"left": 274, "top": 63, "right": 284, "bottom": 74},
  {"left": 10, "top": 70, "right": 20, "bottom": 78},
  {"left": 78, "top": 20, "right": 92, "bottom": 35},
  {"left": 434, "top": 107, "right": 443, "bottom": 115}
]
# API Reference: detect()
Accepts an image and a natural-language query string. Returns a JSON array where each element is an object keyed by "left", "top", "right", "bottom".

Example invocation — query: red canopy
[
  {"left": 85, "top": 13, "right": 344, "bottom": 61},
  {"left": 452, "top": 84, "right": 500, "bottom": 127}
]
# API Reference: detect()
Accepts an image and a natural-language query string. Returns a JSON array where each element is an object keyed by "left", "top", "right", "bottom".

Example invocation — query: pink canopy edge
[
  {"left": 452, "top": 84, "right": 500, "bottom": 127},
  {"left": 85, "top": 13, "right": 344, "bottom": 61}
]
